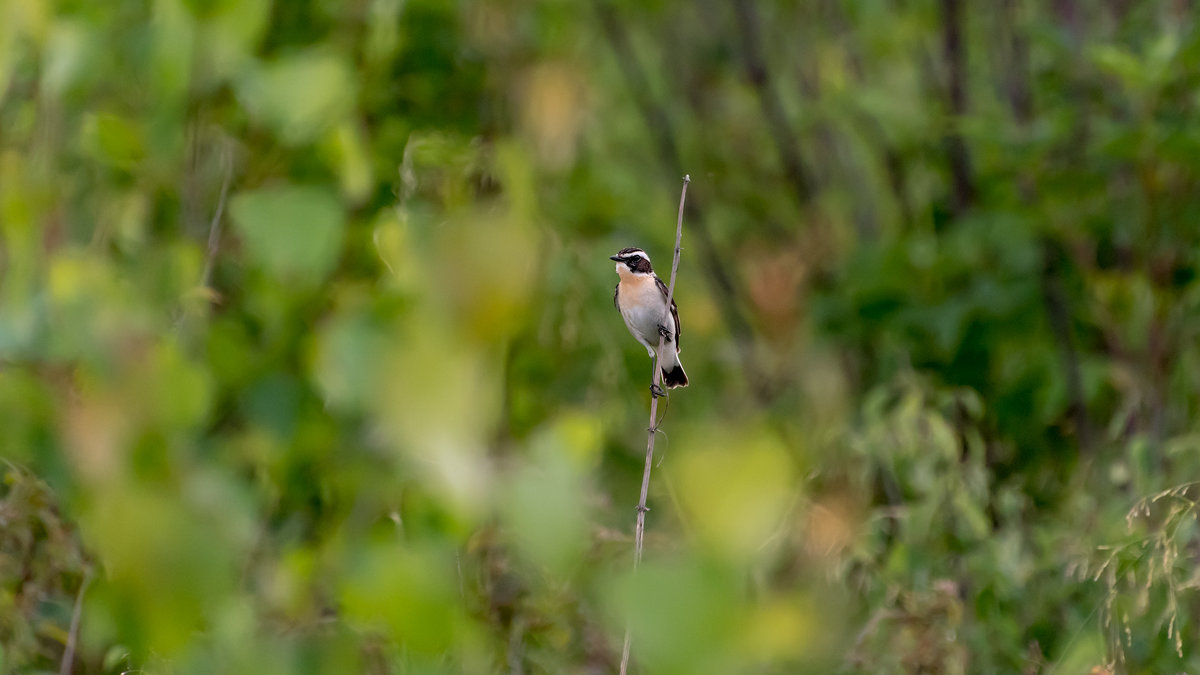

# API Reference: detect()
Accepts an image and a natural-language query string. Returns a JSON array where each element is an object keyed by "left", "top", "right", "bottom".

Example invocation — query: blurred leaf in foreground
[{"left": 230, "top": 183, "right": 345, "bottom": 288}]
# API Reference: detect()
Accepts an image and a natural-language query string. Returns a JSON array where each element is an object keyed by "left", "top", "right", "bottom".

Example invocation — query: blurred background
[{"left": 3, "top": 0, "right": 1200, "bottom": 672}]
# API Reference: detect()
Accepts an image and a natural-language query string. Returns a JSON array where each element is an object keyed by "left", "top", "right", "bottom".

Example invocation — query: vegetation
[{"left": 2, "top": 0, "right": 1200, "bottom": 673}]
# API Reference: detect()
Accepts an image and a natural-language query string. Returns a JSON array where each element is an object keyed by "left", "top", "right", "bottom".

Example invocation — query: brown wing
[
  {"left": 613, "top": 282, "right": 620, "bottom": 310},
  {"left": 654, "top": 275, "right": 682, "bottom": 351}
]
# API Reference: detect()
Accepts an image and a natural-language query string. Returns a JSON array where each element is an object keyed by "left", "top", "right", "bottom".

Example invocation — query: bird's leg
[
  {"left": 657, "top": 323, "right": 673, "bottom": 342},
  {"left": 649, "top": 357, "right": 666, "bottom": 398}
]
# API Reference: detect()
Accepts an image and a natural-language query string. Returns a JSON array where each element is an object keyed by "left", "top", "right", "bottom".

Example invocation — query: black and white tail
[{"left": 662, "top": 362, "right": 688, "bottom": 389}]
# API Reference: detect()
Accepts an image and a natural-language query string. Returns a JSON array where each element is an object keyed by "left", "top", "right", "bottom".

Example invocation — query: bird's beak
[{"left": 609, "top": 255, "right": 622, "bottom": 261}]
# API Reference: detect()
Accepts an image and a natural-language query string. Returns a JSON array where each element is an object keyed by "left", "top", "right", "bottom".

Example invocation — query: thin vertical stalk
[
  {"left": 200, "top": 146, "right": 234, "bottom": 292},
  {"left": 619, "top": 175, "right": 689, "bottom": 675},
  {"left": 59, "top": 573, "right": 90, "bottom": 675}
]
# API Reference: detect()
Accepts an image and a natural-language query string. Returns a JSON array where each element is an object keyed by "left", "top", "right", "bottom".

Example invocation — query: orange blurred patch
[
  {"left": 803, "top": 494, "right": 858, "bottom": 559},
  {"left": 746, "top": 247, "right": 807, "bottom": 343},
  {"left": 62, "top": 392, "right": 129, "bottom": 483},
  {"left": 519, "top": 62, "right": 587, "bottom": 170}
]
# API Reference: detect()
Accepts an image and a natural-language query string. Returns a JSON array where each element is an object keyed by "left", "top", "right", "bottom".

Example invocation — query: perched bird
[{"left": 610, "top": 247, "right": 689, "bottom": 391}]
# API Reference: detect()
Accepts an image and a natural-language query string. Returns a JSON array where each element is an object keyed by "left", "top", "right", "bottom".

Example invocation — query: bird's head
[{"left": 610, "top": 247, "right": 654, "bottom": 275}]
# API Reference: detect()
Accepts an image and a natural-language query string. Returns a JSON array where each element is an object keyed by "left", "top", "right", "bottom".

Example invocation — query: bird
[{"left": 610, "top": 247, "right": 689, "bottom": 392}]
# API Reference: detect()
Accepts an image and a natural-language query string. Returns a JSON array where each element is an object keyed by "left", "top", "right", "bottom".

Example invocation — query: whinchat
[{"left": 611, "top": 247, "right": 689, "bottom": 391}]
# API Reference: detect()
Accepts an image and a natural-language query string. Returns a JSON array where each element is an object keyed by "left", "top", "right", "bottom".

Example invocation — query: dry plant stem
[
  {"left": 619, "top": 174, "right": 689, "bottom": 675},
  {"left": 200, "top": 148, "right": 234, "bottom": 291},
  {"left": 59, "top": 572, "right": 91, "bottom": 675}
]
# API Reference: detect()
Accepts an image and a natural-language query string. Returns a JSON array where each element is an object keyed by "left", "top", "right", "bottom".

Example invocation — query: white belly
[{"left": 619, "top": 281, "right": 669, "bottom": 353}]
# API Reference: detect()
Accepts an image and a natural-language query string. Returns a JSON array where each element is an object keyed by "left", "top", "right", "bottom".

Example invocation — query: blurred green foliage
[{"left": 3, "top": 0, "right": 1200, "bottom": 673}]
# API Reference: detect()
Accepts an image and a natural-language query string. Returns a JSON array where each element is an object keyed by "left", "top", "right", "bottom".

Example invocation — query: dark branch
[
  {"left": 731, "top": 0, "right": 816, "bottom": 208},
  {"left": 1040, "top": 241, "right": 1094, "bottom": 455},
  {"left": 940, "top": 0, "right": 975, "bottom": 215},
  {"left": 1001, "top": 0, "right": 1033, "bottom": 125}
]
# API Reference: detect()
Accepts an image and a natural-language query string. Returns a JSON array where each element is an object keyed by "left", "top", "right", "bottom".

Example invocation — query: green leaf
[
  {"left": 501, "top": 445, "right": 590, "bottom": 576},
  {"left": 235, "top": 50, "right": 355, "bottom": 144},
  {"left": 229, "top": 184, "right": 345, "bottom": 286},
  {"left": 80, "top": 113, "right": 145, "bottom": 169}
]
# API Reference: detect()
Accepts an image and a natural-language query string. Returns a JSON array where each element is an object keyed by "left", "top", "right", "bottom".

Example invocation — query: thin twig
[
  {"left": 59, "top": 572, "right": 91, "bottom": 675},
  {"left": 200, "top": 148, "right": 234, "bottom": 291},
  {"left": 619, "top": 175, "right": 689, "bottom": 675},
  {"left": 508, "top": 618, "right": 526, "bottom": 675}
]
